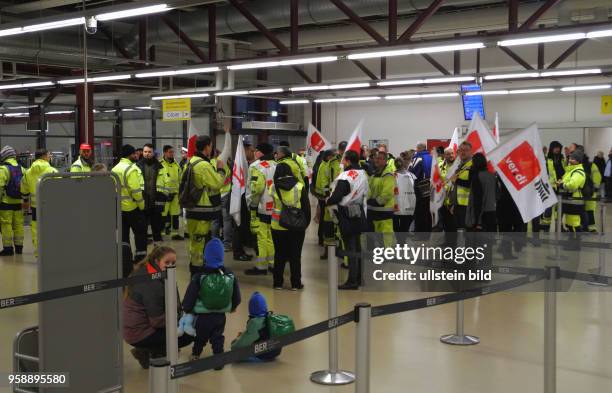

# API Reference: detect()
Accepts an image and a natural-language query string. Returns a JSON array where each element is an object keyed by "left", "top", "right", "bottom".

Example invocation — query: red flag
[
  {"left": 491, "top": 112, "right": 500, "bottom": 144},
  {"left": 187, "top": 121, "right": 198, "bottom": 158},
  {"left": 449, "top": 127, "right": 460, "bottom": 156},
  {"left": 305, "top": 123, "right": 332, "bottom": 177},
  {"left": 342, "top": 119, "right": 364, "bottom": 162}
]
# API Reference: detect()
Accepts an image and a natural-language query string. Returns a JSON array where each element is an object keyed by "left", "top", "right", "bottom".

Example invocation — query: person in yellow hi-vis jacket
[
  {"left": 20, "top": 149, "right": 58, "bottom": 257},
  {"left": 449, "top": 141, "right": 473, "bottom": 230},
  {"left": 184, "top": 135, "right": 225, "bottom": 277},
  {"left": 111, "top": 145, "right": 147, "bottom": 265},
  {"left": 584, "top": 156, "right": 602, "bottom": 232},
  {"left": 0, "top": 146, "right": 24, "bottom": 256},
  {"left": 70, "top": 143, "right": 93, "bottom": 172},
  {"left": 270, "top": 162, "right": 310, "bottom": 290},
  {"left": 540, "top": 141, "right": 566, "bottom": 228},
  {"left": 558, "top": 150, "right": 586, "bottom": 232},
  {"left": 160, "top": 145, "right": 183, "bottom": 240},
  {"left": 245, "top": 143, "right": 276, "bottom": 275},
  {"left": 367, "top": 147, "right": 395, "bottom": 238}
]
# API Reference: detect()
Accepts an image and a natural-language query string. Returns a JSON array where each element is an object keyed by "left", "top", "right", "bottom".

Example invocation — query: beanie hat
[
  {"left": 255, "top": 143, "right": 273, "bottom": 156},
  {"left": 248, "top": 292, "right": 268, "bottom": 317},
  {"left": 204, "top": 237, "right": 224, "bottom": 269},
  {"left": 338, "top": 141, "right": 348, "bottom": 152},
  {"left": 278, "top": 146, "right": 292, "bottom": 158},
  {"left": 121, "top": 144, "right": 136, "bottom": 158},
  {"left": 549, "top": 141, "right": 562, "bottom": 151},
  {"left": 570, "top": 149, "right": 584, "bottom": 163},
  {"left": 0, "top": 146, "right": 16, "bottom": 162}
]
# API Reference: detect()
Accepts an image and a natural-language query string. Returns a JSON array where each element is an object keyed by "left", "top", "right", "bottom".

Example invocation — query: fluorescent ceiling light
[
  {"left": 278, "top": 56, "right": 338, "bottom": 66},
  {"left": 248, "top": 88, "right": 284, "bottom": 94},
  {"left": 344, "top": 96, "right": 381, "bottom": 101},
  {"left": 290, "top": 85, "right": 329, "bottom": 92},
  {"left": 465, "top": 90, "right": 508, "bottom": 96},
  {"left": 586, "top": 29, "right": 612, "bottom": 39},
  {"left": 561, "top": 84, "right": 611, "bottom": 92},
  {"left": 22, "top": 81, "right": 55, "bottom": 88},
  {"left": 314, "top": 98, "right": 345, "bottom": 103},
  {"left": 96, "top": 4, "right": 169, "bottom": 21},
  {"left": 423, "top": 76, "right": 475, "bottom": 84},
  {"left": 314, "top": 96, "right": 380, "bottom": 103},
  {"left": 46, "top": 110, "right": 74, "bottom": 115},
  {"left": 0, "top": 84, "right": 25, "bottom": 90},
  {"left": 509, "top": 88, "right": 555, "bottom": 94},
  {"left": 135, "top": 70, "right": 175, "bottom": 78},
  {"left": 23, "top": 17, "right": 85, "bottom": 33},
  {"left": 58, "top": 78, "right": 84, "bottom": 84},
  {"left": 540, "top": 68, "right": 601, "bottom": 77},
  {"left": 0, "top": 28, "right": 22, "bottom": 37},
  {"left": 215, "top": 90, "right": 249, "bottom": 96},
  {"left": 377, "top": 79, "right": 424, "bottom": 86},
  {"left": 411, "top": 42, "right": 485, "bottom": 54},
  {"left": 385, "top": 95, "right": 421, "bottom": 100},
  {"left": 89, "top": 74, "right": 132, "bottom": 82},
  {"left": 498, "top": 33, "right": 586, "bottom": 46},
  {"left": 102, "top": 110, "right": 117, "bottom": 113},
  {"left": 173, "top": 67, "right": 220, "bottom": 75},
  {"left": 421, "top": 93, "right": 459, "bottom": 98},
  {"left": 135, "top": 106, "right": 153, "bottom": 110},
  {"left": 151, "top": 93, "right": 210, "bottom": 100},
  {"left": 4, "top": 113, "right": 29, "bottom": 117},
  {"left": 347, "top": 48, "right": 413, "bottom": 60},
  {"left": 227, "top": 61, "right": 280, "bottom": 70},
  {"left": 280, "top": 100, "right": 310, "bottom": 105},
  {"left": 122, "top": 109, "right": 136, "bottom": 112},
  {"left": 329, "top": 83, "right": 370, "bottom": 90},
  {"left": 484, "top": 72, "right": 540, "bottom": 80}
]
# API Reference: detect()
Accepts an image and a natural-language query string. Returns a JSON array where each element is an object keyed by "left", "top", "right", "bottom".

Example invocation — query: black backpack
[
  {"left": 579, "top": 165, "right": 594, "bottom": 200},
  {"left": 179, "top": 159, "right": 205, "bottom": 209}
]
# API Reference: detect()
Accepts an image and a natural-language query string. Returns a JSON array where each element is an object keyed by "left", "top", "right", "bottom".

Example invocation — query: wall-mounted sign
[
  {"left": 162, "top": 98, "right": 191, "bottom": 121},
  {"left": 601, "top": 96, "right": 612, "bottom": 114}
]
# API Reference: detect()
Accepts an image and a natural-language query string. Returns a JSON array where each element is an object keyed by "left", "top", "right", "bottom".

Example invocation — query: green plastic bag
[
  {"left": 267, "top": 313, "right": 295, "bottom": 337},
  {"left": 199, "top": 272, "right": 234, "bottom": 310}
]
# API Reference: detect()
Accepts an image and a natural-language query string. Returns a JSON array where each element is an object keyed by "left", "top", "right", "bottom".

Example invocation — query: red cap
[{"left": 80, "top": 143, "right": 92, "bottom": 151}]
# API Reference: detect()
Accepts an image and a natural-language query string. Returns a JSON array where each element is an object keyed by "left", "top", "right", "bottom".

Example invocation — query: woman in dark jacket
[
  {"left": 466, "top": 153, "right": 497, "bottom": 231},
  {"left": 270, "top": 162, "right": 311, "bottom": 290},
  {"left": 123, "top": 246, "right": 194, "bottom": 369}
]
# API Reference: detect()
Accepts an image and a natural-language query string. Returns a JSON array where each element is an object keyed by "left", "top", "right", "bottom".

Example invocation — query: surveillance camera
[{"left": 85, "top": 16, "right": 97, "bottom": 35}]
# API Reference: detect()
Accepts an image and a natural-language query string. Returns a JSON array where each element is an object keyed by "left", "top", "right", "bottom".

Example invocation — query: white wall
[
  {"left": 586, "top": 128, "right": 612, "bottom": 156},
  {"left": 313, "top": 91, "right": 612, "bottom": 157}
]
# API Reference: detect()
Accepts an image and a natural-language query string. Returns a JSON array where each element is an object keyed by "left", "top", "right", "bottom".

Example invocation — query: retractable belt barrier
[{"left": 0, "top": 271, "right": 166, "bottom": 310}]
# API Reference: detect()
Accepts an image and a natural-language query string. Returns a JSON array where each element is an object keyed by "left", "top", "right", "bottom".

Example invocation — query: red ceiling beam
[
  {"left": 508, "top": 0, "right": 519, "bottom": 31},
  {"left": 547, "top": 39, "right": 587, "bottom": 69},
  {"left": 397, "top": 0, "right": 444, "bottom": 44},
  {"left": 421, "top": 54, "right": 451, "bottom": 75},
  {"left": 161, "top": 15, "right": 208, "bottom": 62},
  {"left": 518, "top": 0, "right": 562, "bottom": 32},
  {"left": 498, "top": 46, "right": 534, "bottom": 70},
  {"left": 329, "top": 0, "right": 387, "bottom": 45}
]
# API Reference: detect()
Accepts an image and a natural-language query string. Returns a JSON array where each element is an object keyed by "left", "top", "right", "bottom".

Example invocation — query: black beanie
[
  {"left": 121, "top": 144, "right": 136, "bottom": 158},
  {"left": 256, "top": 143, "right": 273, "bottom": 156}
]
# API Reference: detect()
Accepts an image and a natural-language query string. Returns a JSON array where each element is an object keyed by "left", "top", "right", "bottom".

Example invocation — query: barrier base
[
  {"left": 310, "top": 370, "right": 355, "bottom": 385},
  {"left": 546, "top": 255, "right": 568, "bottom": 261},
  {"left": 439, "top": 334, "right": 480, "bottom": 345}
]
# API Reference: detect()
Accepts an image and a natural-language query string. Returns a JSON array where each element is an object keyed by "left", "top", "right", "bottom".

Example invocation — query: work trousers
[
  {"left": 413, "top": 196, "right": 432, "bottom": 232},
  {"left": 192, "top": 313, "right": 226, "bottom": 357},
  {"left": 211, "top": 194, "right": 233, "bottom": 248},
  {"left": 162, "top": 194, "right": 180, "bottom": 236},
  {"left": 186, "top": 219, "right": 213, "bottom": 275},
  {"left": 341, "top": 231, "right": 362, "bottom": 286},
  {"left": 145, "top": 205, "right": 163, "bottom": 242},
  {"left": 0, "top": 207, "right": 24, "bottom": 248},
  {"left": 131, "top": 328, "right": 194, "bottom": 358},
  {"left": 122, "top": 209, "right": 147, "bottom": 263},
  {"left": 272, "top": 229, "right": 304, "bottom": 288},
  {"left": 254, "top": 220, "right": 274, "bottom": 270}
]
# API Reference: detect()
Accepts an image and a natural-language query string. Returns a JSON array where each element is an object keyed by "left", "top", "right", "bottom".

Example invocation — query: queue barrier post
[
  {"left": 548, "top": 197, "right": 566, "bottom": 261},
  {"left": 354, "top": 303, "right": 371, "bottom": 393},
  {"left": 164, "top": 266, "right": 179, "bottom": 393},
  {"left": 311, "top": 245, "right": 355, "bottom": 385},
  {"left": 149, "top": 359, "right": 170, "bottom": 393},
  {"left": 588, "top": 202, "right": 609, "bottom": 286},
  {"left": 544, "top": 266, "right": 559, "bottom": 393}
]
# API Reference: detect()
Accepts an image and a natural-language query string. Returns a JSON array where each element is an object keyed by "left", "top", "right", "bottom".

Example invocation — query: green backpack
[
  {"left": 198, "top": 271, "right": 234, "bottom": 311},
  {"left": 266, "top": 313, "right": 295, "bottom": 338}
]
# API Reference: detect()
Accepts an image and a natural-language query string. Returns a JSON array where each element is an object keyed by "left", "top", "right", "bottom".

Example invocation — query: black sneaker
[
  {"left": 14, "top": 246, "right": 22, "bottom": 255},
  {"left": 234, "top": 254, "right": 252, "bottom": 261},
  {"left": 165, "top": 228, "right": 171, "bottom": 236},
  {"left": 291, "top": 284, "right": 304, "bottom": 291},
  {"left": 0, "top": 247, "right": 14, "bottom": 256},
  {"left": 244, "top": 268, "right": 267, "bottom": 275},
  {"left": 171, "top": 235, "right": 184, "bottom": 241},
  {"left": 338, "top": 283, "right": 359, "bottom": 290},
  {"left": 214, "top": 365, "right": 225, "bottom": 371},
  {"left": 130, "top": 348, "right": 150, "bottom": 370}
]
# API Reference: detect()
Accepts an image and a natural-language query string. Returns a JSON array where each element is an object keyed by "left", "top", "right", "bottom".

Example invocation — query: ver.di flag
[
  {"left": 449, "top": 127, "right": 460, "bottom": 156},
  {"left": 430, "top": 149, "right": 445, "bottom": 226},
  {"left": 466, "top": 111, "right": 498, "bottom": 156},
  {"left": 342, "top": 119, "right": 364, "bottom": 162},
  {"left": 229, "top": 139, "right": 249, "bottom": 226},
  {"left": 305, "top": 123, "right": 333, "bottom": 176},
  {"left": 187, "top": 121, "right": 199, "bottom": 158},
  {"left": 487, "top": 123, "right": 558, "bottom": 223},
  {"left": 491, "top": 112, "right": 500, "bottom": 144}
]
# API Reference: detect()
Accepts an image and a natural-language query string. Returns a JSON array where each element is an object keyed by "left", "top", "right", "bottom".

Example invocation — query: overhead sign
[
  {"left": 601, "top": 95, "right": 612, "bottom": 114},
  {"left": 163, "top": 98, "right": 191, "bottom": 121}
]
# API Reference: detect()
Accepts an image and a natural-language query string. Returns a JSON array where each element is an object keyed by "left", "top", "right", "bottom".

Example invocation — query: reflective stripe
[
  {"left": 368, "top": 206, "right": 394, "bottom": 212},
  {"left": 563, "top": 199, "right": 584, "bottom": 205},
  {"left": 121, "top": 196, "right": 132, "bottom": 201},
  {"left": 187, "top": 206, "right": 221, "bottom": 213}
]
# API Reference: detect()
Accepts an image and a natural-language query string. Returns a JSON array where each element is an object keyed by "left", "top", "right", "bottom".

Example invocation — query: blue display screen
[{"left": 461, "top": 84, "right": 485, "bottom": 121}]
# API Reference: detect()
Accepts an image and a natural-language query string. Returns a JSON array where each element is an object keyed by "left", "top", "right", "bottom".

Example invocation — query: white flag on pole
[
  {"left": 449, "top": 127, "right": 460, "bottom": 156},
  {"left": 488, "top": 123, "right": 558, "bottom": 223},
  {"left": 430, "top": 149, "right": 446, "bottom": 226},
  {"left": 229, "top": 140, "right": 249, "bottom": 226},
  {"left": 466, "top": 111, "right": 498, "bottom": 157},
  {"left": 305, "top": 123, "right": 333, "bottom": 176},
  {"left": 492, "top": 112, "right": 501, "bottom": 144},
  {"left": 342, "top": 119, "right": 364, "bottom": 162}
]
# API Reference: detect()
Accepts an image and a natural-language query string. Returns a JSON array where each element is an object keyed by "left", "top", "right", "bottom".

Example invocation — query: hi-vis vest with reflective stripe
[
  {"left": 212, "top": 158, "right": 232, "bottom": 197},
  {"left": 333, "top": 169, "right": 368, "bottom": 207},
  {"left": 160, "top": 159, "right": 181, "bottom": 194},
  {"left": 270, "top": 182, "right": 303, "bottom": 231},
  {"left": 184, "top": 156, "right": 225, "bottom": 220},
  {"left": 112, "top": 158, "right": 144, "bottom": 212},
  {"left": 248, "top": 159, "right": 276, "bottom": 216},
  {"left": 367, "top": 165, "right": 395, "bottom": 217},
  {"left": 70, "top": 157, "right": 91, "bottom": 173},
  {"left": 455, "top": 159, "right": 473, "bottom": 207}
]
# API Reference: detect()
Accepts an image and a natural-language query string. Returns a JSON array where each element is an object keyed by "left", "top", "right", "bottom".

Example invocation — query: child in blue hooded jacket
[
  {"left": 231, "top": 292, "right": 282, "bottom": 361},
  {"left": 183, "top": 238, "right": 241, "bottom": 365}
]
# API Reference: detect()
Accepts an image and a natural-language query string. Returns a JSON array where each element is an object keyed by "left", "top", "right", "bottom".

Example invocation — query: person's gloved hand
[{"left": 178, "top": 313, "right": 196, "bottom": 337}]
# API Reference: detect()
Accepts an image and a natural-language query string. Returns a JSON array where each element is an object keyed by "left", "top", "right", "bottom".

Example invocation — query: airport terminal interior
[{"left": 0, "top": 0, "right": 612, "bottom": 392}]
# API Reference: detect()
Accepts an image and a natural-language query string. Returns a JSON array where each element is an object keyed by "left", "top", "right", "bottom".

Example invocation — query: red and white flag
[
  {"left": 305, "top": 123, "right": 333, "bottom": 176},
  {"left": 491, "top": 112, "right": 500, "bottom": 144},
  {"left": 229, "top": 140, "right": 249, "bottom": 226},
  {"left": 488, "top": 123, "right": 557, "bottom": 223},
  {"left": 449, "top": 127, "right": 460, "bottom": 156},
  {"left": 466, "top": 111, "right": 498, "bottom": 156},
  {"left": 187, "top": 121, "right": 199, "bottom": 158},
  {"left": 430, "top": 149, "right": 446, "bottom": 226},
  {"left": 342, "top": 119, "right": 364, "bottom": 162}
]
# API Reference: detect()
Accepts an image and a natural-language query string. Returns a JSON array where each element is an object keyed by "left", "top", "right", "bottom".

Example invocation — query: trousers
[
  {"left": 272, "top": 229, "right": 304, "bottom": 288},
  {"left": 122, "top": 209, "right": 148, "bottom": 262},
  {"left": 192, "top": 313, "right": 226, "bottom": 356},
  {"left": 0, "top": 207, "right": 24, "bottom": 248},
  {"left": 186, "top": 219, "right": 213, "bottom": 272}
]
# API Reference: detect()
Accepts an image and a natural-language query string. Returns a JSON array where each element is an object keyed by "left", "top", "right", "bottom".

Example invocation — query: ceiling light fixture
[
  {"left": 46, "top": 110, "right": 74, "bottom": 115},
  {"left": 508, "top": 88, "right": 556, "bottom": 94},
  {"left": 377, "top": 79, "right": 424, "bottom": 86},
  {"left": 421, "top": 92, "right": 459, "bottom": 98},
  {"left": 0, "top": 28, "right": 23, "bottom": 37},
  {"left": 23, "top": 17, "right": 85, "bottom": 33},
  {"left": 151, "top": 93, "right": 210, "bottom": 100},
  {"left": 215, "top": 90, "right": 249, "bottom": 96},
  {"left": 278, "top": 56, "right": 338, "bottom": 66},
  {"left": 95, "top": 4, "right": 170, "bottom": 21},
  {"left": 465, "top": 90, "right": 509, "bottom": 96},
  {"left": 560, "top": 84, "right": 612, "bottom": 92},
  {"left": 540, "top": 68, "right": 601, "bottom": 77},
  {"left": 385, "top": 95, "right": 421, "bottom": 100},
  {"left": 586, "top": 29, "right": 612, "bottom": 39},
  {"left": 329, "top": 83, "right": 371, "bottom": 90},
  {"left": 347, "top": 42, "right": 484, "bottom": 60},
  {"left": 423, "top": 76, "right": 476, "bottom": 84},
  {"left": 0, "top": 84, "right": 27, "bottom": 90},
  {"left": 290, "top": 85, "right": 330, "bottom": 92},
  {"left": 248, "top": 88, "right": 284, "bottom": 94},
  {"left": 227, "top": 61, "right": 280, "bottom": 70},
  {"left": 497, "top": 32, "right": 586, "bottom": 47},
  {"left": 135, "top": 66, "right": 219, "bottom": 78},
  {"left": 484, "top": 72, "right": 540, "bottom": 80},
  {"left": 280, "top": 100, "right": 310, "bottom": 105}
]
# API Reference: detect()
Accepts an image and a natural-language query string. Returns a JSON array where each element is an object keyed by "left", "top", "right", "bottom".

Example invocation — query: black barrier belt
[
  {"left": 538, "top": 237, "right": 612, "bottom": 250},
  {"left": 559, "top": 269, "right": 611, "bottom": 285},
  {"left": 171, "top": 310, "right": 355, "bottom": 379},
  {"left": 370, "top": 274, "right": 545, "bottom": 318},
  {"left": 0, "top": 271, "right": 167, "bottom": 310}
]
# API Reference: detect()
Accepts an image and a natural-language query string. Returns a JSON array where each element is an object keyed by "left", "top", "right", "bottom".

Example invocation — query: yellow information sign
[
  {"left": 162, "top": 98, "right": 191, "bottom": 121},
  {"left": 601, "top": 96, "right": 612, "bottom": 114}
]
